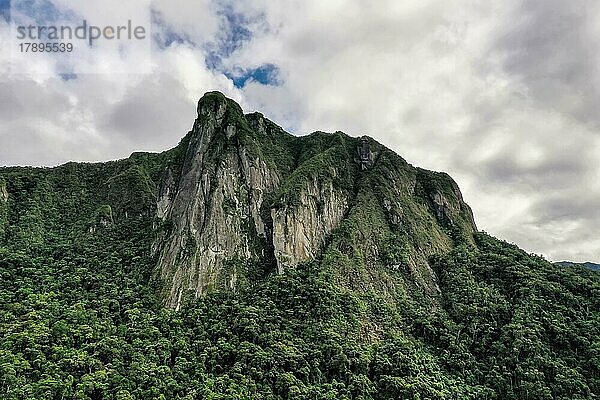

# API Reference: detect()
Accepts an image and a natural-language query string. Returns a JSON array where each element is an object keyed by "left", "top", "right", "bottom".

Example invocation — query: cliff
[{"left": 151, "top": 92, "right": 477, "bottom": 308}]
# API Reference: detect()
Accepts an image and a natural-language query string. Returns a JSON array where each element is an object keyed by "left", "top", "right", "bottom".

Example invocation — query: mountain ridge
[
  {"left": 149, "top": 91, "right": 478, "bottom": 309},
  {"left": 556, "top": 260, "right": 600, "bottom": 272}
]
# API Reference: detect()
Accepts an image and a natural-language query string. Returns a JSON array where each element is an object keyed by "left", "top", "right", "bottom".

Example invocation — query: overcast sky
[{"left": 0, "top": 0, "right": 599, "bottom": 262}]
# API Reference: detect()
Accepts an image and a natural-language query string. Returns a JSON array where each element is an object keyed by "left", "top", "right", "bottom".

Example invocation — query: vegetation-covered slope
[{"left": 0, "top": 92, "right": 598, "bottom": 399}]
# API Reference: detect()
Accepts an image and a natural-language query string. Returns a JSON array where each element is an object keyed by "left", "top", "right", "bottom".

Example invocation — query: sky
[{"left": 0, "top": 0, "right": 599, "bottom": 262}]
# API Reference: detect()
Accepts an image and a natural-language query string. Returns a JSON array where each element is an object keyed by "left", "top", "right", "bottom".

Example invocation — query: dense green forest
[{"left": 0, "top": 180, "right": 598, "bottom": 399}]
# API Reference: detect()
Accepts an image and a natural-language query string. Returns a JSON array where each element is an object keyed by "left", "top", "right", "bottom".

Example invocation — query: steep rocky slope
[{"left": 150, "top": 92, "right": 477, "bottom": 309}]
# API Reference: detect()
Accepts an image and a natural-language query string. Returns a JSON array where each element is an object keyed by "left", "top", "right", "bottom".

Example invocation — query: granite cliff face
[
  {"left": 270, "top": 178, "right": 348, "bottom": 273},
  {"left": 0, "top": 178, "right": 7, "bottom": 237},
  {"left": 152, "top": 92, "right": 477, "bottom": 308},
  {"left": 153, "top": 94, "right": 283, "bottom": 309}
]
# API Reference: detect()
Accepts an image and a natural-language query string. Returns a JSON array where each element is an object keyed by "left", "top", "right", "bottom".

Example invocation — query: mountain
[
  {"left": 152, "top": 92, "right": 477, "bottom": 309},
  {"left": 0, "top": 92, "right": 598, "bottom": 399},
  {"left": 556, "top": 261, "right": 600, "bottom": 272}
]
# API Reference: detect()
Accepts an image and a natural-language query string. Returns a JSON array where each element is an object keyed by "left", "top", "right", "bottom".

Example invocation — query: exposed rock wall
[
  {"left": 0, "top": 179, "right": 7, "bottom": 237},
  {"left": 271, "top": 178, "right": 349, "bottom": 273},
  {"left": 152, "top": 92, "right": 479, "bottom": 309},
  {"left": 154, "top": 93, "right": 281, "bottom": 309},
  {"left": 0, "top": 180, "right": 7, "bottom": 204}
]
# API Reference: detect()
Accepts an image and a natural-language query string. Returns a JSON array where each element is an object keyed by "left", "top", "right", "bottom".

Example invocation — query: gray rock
[
  {"left": 271, "top": 178, "right": 348, "bottom": 273},
  {"left": 0, "top": 180, "right": 7, "bottom": 204},
  {"left": 355, "top": 136, "right": 375, "bottom": 170},
  {"left": 154, "top": 93, "right": 281, "bottom": 310},
  {"left": 151, "top": 92, "right": 478, "bottom": 310}
]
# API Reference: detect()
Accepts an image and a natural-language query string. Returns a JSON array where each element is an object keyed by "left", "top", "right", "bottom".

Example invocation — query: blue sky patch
[
  {"left": 0, "top": 0, "right": 10, "bottom": 22},
  {"left": 156, "top": 30, "right": 187, "bottom": 48},
  {"left": 227, "top": 63, "right": 281, "bottom": 88},
  {"left": 215, "top": 3, "right": 252, "bottom": 58},
  {"left": 11, "top": 0, "right": 73, "bottom": 25},
  {"left": 151, "top": 9, "right": 195, "bottom": 50},
  {"left": 59, "top": 72, "right": 77, "bottom": 81}
]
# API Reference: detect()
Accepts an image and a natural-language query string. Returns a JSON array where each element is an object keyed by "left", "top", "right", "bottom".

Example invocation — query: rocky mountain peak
[
  {"left": 191, "top": 91, "right": 248, "bottom": 143},
  {"left": 195, "top": 91, "right": 245, "bottom": 122},
  {"left": 197, "top": 91, "right": 228, "bottom": 119},
  {"left": 150, "top": 92, "right": 477, "bottom": 309}
]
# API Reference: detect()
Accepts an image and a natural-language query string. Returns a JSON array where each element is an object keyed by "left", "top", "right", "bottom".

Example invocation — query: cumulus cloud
[
  {"left": 0, "top": 0, "right": 239, "bottom": 165},
  {"left": 0, "top": 0, "right": 598, "bottom": 262}
]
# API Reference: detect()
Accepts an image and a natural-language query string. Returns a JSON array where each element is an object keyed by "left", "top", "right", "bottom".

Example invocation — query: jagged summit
[
  {"left": 196, "top": 91, "right": 252, "bottom": 126},
  {"left": 151, "top": 92, "right": 477, "bottom": 309}
]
